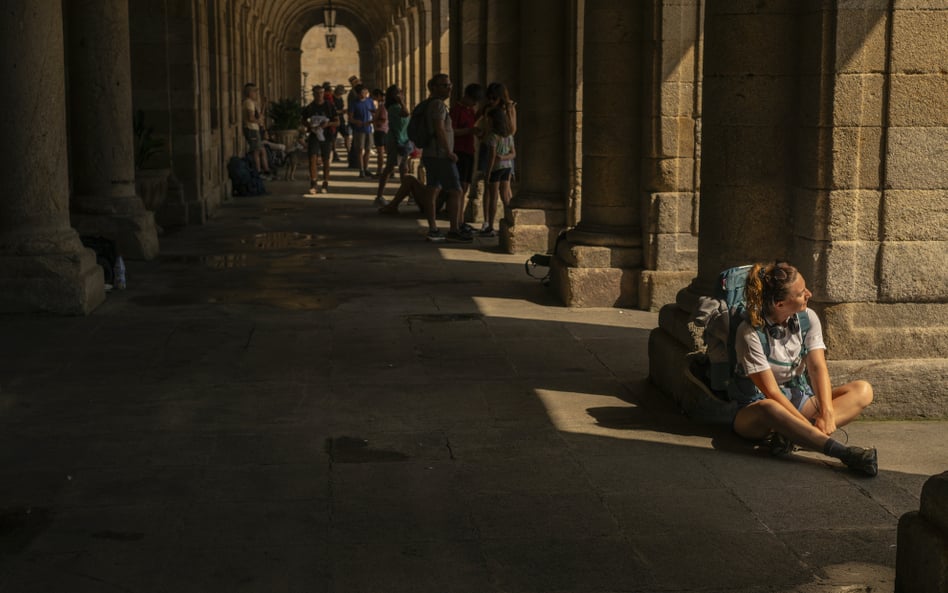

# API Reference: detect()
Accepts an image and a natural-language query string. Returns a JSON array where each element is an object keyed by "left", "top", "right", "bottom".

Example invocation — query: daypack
[
  {"left": 406, "top": 98, "right": 434, "bottom": 149},
  {"left": 691, "top": 265, "right": 810, "bottom": 398},
  {"left": 80, "top": 235, "right": 118, "bottom": 285},
  {"left": 228, "top": 156, "right": 265, "bottom": 197}
]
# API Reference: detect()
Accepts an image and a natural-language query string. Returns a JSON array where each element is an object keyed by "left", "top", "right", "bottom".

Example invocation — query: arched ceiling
[{"left": 257, "top": 0, "right": 428, "bottom": 52}]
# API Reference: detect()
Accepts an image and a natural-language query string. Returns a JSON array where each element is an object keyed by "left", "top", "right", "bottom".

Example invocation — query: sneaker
[
  {"left": 446, "top": 230, "right": 474, "bottom": 243},
  {"left": 841, "top": 446, "right": 878, "bottom": 477},
  {"left": 478, "top": 227, "right": 496, "bottom": 237},
  {"left": 426, "top": 229, "right": 446, "bottom": 242},
  {"left": 373, "top": 196, "right": 387, "bottom": 207},
  {"left": 308, "top": 181, "right": 318, "bottom": 196},
  {"left": 766, "top": 432, "right": 795, "bottom": 457},
  {"left": 358, "top": 171, "right": 366, "bottom": 178},
  {"left": 460, "top": 223, "right": 476, "bottom": 234},
  {"left": 321, "top": 181, "right": 329, "bottom": 194}
]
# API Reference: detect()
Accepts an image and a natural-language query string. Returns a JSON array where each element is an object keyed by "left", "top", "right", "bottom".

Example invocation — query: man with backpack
[{"left": 411, "top": 73, "right": 470, "bottom": 243}]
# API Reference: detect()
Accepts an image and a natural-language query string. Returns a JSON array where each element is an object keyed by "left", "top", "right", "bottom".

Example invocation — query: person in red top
[{"left": 450, "top": 83, "right": 484, "bottom": 233}]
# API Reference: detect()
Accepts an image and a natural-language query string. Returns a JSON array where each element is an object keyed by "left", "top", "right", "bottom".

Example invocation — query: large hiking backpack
[
  {"left": 406, "top": 98, "right": 433, "bottom": 149},
  {"left": 691, "top": 265, "right": 810, "bottom": 398},
  {"left": 228, "top": 156, "right": 265, "bottom": 197}
]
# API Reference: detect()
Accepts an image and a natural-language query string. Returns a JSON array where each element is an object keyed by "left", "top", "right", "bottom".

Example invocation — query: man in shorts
[
  {"left": 301, "top": 85, "right": 338, "bottom": 194},
  {"left": 421, "top": 74, "right": 470, "bottom": 243}
]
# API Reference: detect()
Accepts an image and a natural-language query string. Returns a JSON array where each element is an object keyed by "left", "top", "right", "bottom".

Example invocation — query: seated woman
[{"left": 731, "top": 261, "right": 877, "bottom": 476}]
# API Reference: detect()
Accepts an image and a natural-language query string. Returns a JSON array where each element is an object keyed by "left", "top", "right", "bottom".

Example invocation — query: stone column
[
  {"left": 66, "top": 0, "right": 159, "bottom": 260},
  {"left": 0, "top": 2, "right": 104, "bottom": 314},
  {"left": 551, "top": 2, "right": 645, "bottom": 308},
  {"left": 285, "top": 47, "right": 302, "bottom": 102},
  {"left": 459, "top": 0, "right": 487, "bottom": 90},
  {"left": 638, "top": 0, "right": 703, "bottom": 311},
  {"left": 896, "top": 472, "right": 948, "bottom": 592},
  {"left": 500, "top": 0, "right": 570, "bottom": 254}
]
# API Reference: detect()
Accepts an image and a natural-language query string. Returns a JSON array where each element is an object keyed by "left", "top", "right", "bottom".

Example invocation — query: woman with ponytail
[{"left": 731, "top": 261, "right": 878, "bottom": 476}]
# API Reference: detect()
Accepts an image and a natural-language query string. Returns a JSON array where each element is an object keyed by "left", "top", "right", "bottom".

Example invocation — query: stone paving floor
[{"left": 1, "top": 163, "right": 946, "bottom": 592}]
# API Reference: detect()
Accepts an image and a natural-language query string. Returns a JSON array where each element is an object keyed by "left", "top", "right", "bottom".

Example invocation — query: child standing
[{"left": 481, "top": 108, "right": 516, "bottom": 237}]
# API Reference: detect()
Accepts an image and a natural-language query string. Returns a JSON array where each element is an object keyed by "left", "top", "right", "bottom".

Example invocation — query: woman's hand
[{"left": 814, "top": 409, "right": 837, "bottom": 436}]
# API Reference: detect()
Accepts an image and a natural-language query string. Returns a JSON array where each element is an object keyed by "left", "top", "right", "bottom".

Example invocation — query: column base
[
  {"left": 500, "top": 206, "right": 567, "bottom": 254},
  {"left": 639, "top": 270, "right": 695, "bottom": 312},
  {"left": 71, "top": 210, "right": 159, "bottom": 260},
  {"left": 549, "top": 232, "right": 643, "bottom": 308},
  {"left": 0, "top": 245, "right": 105, "bottom": 315}
]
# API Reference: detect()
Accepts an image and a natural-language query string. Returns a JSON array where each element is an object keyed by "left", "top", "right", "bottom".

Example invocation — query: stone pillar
[
  {"left": 0, "top": 2, "right": 104, "bottom": 314},
  {"left": 128, "top": 2, "right": 185, "bottom": 228},
  {"left": 896, "top": 472, "right": 948, "bottom": 592},
  {"left": 485, "top": 0, "right": 519, "bottom": 99},
  {"left": 285, "top": 47, "right": 302, "bottom": 103},
  {"left": 459, "top": 0, "right": 487, "bottom": 91},
  {"left": 551, "top": 2, "right": 645, "bottom": 308},
  {"left": 500, "top": 0, "right": 570, "bottom": 254},
  {"left": 638, "top": 0, "right": 703, "bottom": 311},
  {"left": 66, "top": 0, "right": 159, "bottom": 260}
]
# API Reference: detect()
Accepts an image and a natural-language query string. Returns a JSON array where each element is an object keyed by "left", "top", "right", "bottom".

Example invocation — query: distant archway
[{"left": 301, "top": 25, "right": 360, "bottom": 103}]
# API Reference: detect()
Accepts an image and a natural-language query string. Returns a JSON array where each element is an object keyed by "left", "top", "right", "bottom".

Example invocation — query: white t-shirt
[{"left": 734, "top": 308, "right": 825, "bottom": 385}]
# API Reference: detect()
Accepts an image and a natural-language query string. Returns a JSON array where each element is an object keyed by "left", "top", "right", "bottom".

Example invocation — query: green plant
[
  {"left": 269, "top": 98, "right": 302, "bottom": 130},
  {"left": 133, "top": 109, "right": 166, "bottom": 169}
]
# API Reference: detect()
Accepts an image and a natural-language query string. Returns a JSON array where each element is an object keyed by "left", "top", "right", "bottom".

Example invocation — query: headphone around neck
[{"left": 765, "top": 313, "right": 799, "bottom": 339}]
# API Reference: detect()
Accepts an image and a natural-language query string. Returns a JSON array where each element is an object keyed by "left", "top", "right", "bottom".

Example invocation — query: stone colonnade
[
  {"left": 374, "top": 0, "right": 702, "bottom": 311},
  {"left": 1, "top": 0, "right": 300, "bottom": 313},
  {"left": 2, "top": 0, "right": 946, "bottom": 421}
]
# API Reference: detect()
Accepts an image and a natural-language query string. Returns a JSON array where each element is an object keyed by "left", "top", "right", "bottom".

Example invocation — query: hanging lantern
[{"left": 325, "top": 32, "right": 337, "bottom": 51}]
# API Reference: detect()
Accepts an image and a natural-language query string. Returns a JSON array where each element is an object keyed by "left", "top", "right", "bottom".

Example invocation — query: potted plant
[
  {"left": 269, "top": 98, "right": 303, "bottom": 145},
  {"left": 133, "top": 109, "right": 166, "bottom": 170},
  {"left": 133, "top": 109, "right": 170, "bottom": 212},
  {"left": 269, "top": 97, "right": 302, "bottom": 129}
]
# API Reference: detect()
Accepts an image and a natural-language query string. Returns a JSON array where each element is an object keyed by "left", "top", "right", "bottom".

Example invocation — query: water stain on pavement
[{"left": 325, "top": 436, "right": 409, "bottom": 463}]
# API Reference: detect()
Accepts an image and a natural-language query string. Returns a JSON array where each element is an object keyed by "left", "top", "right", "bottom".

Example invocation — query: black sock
[{"left": 823, "top": 438, "right": 848, "bottom": 459}]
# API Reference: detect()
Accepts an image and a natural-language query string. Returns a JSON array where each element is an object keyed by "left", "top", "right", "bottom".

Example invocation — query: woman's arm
[
  {"left": 486, "top": 140, "right": 498, "bottom": 172},
  {"left": 804, "top": 348, "right": 836, "bottom": 435}
]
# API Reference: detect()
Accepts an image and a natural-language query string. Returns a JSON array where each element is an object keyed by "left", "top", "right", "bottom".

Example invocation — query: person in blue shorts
[{"left": 730, "top": 261, "right": 878, "bottom": 476}]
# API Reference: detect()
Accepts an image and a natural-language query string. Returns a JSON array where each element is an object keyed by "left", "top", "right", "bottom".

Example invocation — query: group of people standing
[
  {"left": 251, "top": 72, "right": 518, "bottom": 244},
  {"left": 376, "top": 74, "right": 519, "bottom": 243}
]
